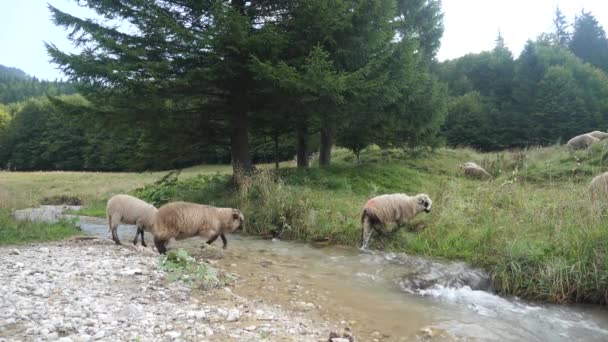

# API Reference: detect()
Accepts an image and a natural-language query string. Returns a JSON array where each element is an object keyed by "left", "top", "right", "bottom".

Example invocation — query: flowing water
[{"left": 15, "top": 206, "right": 608, "bottom": 341}]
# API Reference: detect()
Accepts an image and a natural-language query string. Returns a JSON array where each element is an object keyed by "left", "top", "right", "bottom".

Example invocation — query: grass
[
  {"left": 2, "top": 144, "right": 608, "bottom": 304},
  {"left": 0, "top": 211, "right": 81, "bottom": 245},
  {"left": 0, "top": 164, "right": 232, "bottom": 211}
]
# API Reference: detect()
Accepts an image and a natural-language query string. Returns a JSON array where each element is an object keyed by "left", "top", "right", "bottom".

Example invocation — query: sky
[{"left": 0, "top": 1, "right": 607, "bottom": 80}]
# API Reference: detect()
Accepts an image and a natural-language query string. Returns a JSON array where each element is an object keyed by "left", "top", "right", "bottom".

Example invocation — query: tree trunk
[
  {"left": 319, "top": 127, "right": 333, "bottom": 167},
  {"left": 296, "top": 122, "right": 309, "bottom": 168},
  {"left": 231, "top": 109, "right": 253, "bottom": 178},
  {"left": 274, "top": 132, "right": 280, "bottom": 170}
]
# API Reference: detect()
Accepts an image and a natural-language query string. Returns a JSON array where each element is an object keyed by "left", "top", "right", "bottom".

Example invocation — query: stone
[
  {"left": 226, "top": 309, "right": 240, "bottom": 322},
  {"left": 165, "top": 331, "right": 181, "bottom": 339}
]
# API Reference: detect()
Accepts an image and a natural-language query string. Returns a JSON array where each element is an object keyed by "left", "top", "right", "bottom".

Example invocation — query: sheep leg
[
  {"left": 220, "top": 234, "right": 227, "bottom": 249},
  {"left": 360, "top": 217, "right": 373, "bottom": 250},
  {"left": 206, "top": 234, "right": 219, "bottom": 245},
  {"left": 154, "top": 237, "right": 167, "bottom": 255},
  {"left": 108, "top": 215, "right": 122, "bottom": 245},
  {"left": 140, "top": 229, "right": 147, "bottom": 247},
  {"left": 132, "top": 228, "right": 140, "bottom": 245}
]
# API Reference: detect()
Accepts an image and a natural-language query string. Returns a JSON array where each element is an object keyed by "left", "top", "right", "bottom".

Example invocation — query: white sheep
[
  {"left": 152, "top": 201, "right": 244, "bottom": 254},
  {"left": 360, "top": 193, "right": 432, "bottom": 250},
  {"left": 589, "top": 172, "right": 608, "bottom": 203},
  {"left": 106, "top": 194, "right": 157, "bottom": 247},
  {"left": 587, "top": 131, "right": 608, "bottom": 140},
  {"left": 462, "top": 162, "right": 492, "bottom": 179},
  {"left": 567, "top": 134, "right": 600, "bottom": 149}
]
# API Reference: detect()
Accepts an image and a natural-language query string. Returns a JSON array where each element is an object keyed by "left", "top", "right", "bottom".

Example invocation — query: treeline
[
  {"left": 0, "top": 65, "right": 75, "bottom": 103},
  {"left": 3, "top": 4, "right": 608, "bottom": 171},
  {"left": 33, "top": 0, "right": 445, "bottom": 174},
  {"left": 439, "top": 9, "right": 608, "bottom": 150}
]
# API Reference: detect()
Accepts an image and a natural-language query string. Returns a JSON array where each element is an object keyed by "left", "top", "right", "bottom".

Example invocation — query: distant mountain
[
  {"left": 0, "top": 64, "right": 75, "bottom": 104},
  {"left": 0, "top": 65, "right": 29, "bottom": 81}
]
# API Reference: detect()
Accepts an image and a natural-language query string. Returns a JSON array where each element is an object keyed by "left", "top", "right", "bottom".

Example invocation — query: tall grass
[{"left": 3, "top": 144, "right": 607, "bottom": 304}]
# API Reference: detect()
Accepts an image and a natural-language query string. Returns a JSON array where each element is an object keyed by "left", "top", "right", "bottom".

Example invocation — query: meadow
[{"left": 1, "top": 144, "right": 608, "bottom": 304}]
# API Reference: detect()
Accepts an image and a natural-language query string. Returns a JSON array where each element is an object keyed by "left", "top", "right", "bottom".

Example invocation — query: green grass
[
  {"left": 2, "top": 144, "right": 608, "bottom": 304},
  {"left": 0, "top": 164, "right": 232, "bottom": 211},
  {"left": 0, "top": 211, "right": 81, "bottom": 245},
  {"left": 133, "top": 145, "right": 608, "bottom": 304}
]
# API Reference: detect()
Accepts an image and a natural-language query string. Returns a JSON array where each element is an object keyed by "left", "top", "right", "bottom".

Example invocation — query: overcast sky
[{"left": 0, "top": 1, "right": 607, "bottom": 80}]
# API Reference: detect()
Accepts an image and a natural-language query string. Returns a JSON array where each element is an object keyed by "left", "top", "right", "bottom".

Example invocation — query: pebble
[
  {"left": 226, "top": 309, "right": 240, "bottom": 322},
  {"left": 0, "top": 236, "right": 340, "bottom": 341}
]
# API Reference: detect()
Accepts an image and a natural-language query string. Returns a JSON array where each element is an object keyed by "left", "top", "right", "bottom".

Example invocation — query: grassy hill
[{"left": 2, "top": 144, "right": 607, "bottom": 304}]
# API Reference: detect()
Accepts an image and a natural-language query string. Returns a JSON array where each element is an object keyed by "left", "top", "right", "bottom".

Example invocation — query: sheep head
[
  {"left": 230, "top": 209, "right": 245, "bottom": 232},
  {"left": 416, "top": 194, "right": 433, "bottom": 213}
]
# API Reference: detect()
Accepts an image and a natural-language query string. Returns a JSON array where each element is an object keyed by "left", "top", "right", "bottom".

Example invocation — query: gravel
[{"left": 0, "top": 238, "right": 334, "bottom": 341}]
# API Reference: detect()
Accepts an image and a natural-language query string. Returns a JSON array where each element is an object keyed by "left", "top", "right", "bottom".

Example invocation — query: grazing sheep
[
  {"left": 106, "top": 194, "right": 157, "bottom": 247},
  {"left": 152, "top": 202, "right": 245, "bottom": 254},
  {"left": 567, "top": 134, "right": 600, "bottom": 149},
  {"left": 360, "top": 193, "right": 432, "bottom": 250},
  {"left": 462, "top": 162, "right": 492, "bottom": 179},
  {"left": 589, "top": 172, "right": 608, "bottom": 202},
  {"left": 587, "top": 131, "right": 608, "bottom": 140}
]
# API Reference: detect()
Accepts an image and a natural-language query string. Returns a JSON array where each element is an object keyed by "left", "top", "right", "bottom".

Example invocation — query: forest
[{"left": 0, "top": 2, "right": 607, "bottom": 172}]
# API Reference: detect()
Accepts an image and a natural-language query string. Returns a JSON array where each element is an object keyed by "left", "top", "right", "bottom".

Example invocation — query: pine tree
[
  {"left": 570, "top": 10, "right": 608, "bottom": 72},
  {"left": 553, "top": 7, "right": 571, "bottom": 47}
]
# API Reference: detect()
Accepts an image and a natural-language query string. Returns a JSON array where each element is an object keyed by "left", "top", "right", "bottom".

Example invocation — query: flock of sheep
[
  {"left": 107, "top": 191, "right": 433, "bottom": 253},
  {"left": 107, "top": 130, "right": 608, "bottom": 253},
  {"left": 107, "top": 195, "right": 244, "bottom": 254}
]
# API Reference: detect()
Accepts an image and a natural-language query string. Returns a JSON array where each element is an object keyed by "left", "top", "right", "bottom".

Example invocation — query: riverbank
[
  {"left": 2, "top": 145, "right": 607, "bottom": 304},
  {"left": 0, "top": 237, "right": 343, "bottom": 342}
]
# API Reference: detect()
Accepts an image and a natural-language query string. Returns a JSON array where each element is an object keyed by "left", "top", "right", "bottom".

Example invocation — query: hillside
[
  {"left": 0, "top": 64, "right": 75, "bottom": 103},
  {"left": 131, "top": 145, "right": 608, "bottom": 305},
  {"left": 2, "top": 144, "right": 607, "bottom": 304}
]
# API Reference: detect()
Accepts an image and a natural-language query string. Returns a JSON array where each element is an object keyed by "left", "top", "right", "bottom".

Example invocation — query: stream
[{"left": 14, "top": 206, "right": 608, "bottom": 341}]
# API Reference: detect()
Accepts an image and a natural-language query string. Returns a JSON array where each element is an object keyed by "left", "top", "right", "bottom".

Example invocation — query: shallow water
[{"left": 16, "top": 206, "right": 608, "bottom": 341}]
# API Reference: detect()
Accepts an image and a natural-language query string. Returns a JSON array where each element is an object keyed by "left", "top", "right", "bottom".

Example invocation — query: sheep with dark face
[
  {"left": 106, "top": 194, "right": 157, "bottom": 247},
  {"left": 360, "top": 193, "right": 432, "bottom": 250},
  {"left": 152, "top": 201, "right": 245, "bottom": 254},
  {"left": 567, "top": 134, "right": 600, "bottom": 149}
]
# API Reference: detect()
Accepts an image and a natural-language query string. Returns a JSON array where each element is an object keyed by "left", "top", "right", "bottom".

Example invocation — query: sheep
[
  {"left": 567, "top": 134, "right": 600, "bottom": 149},
  {"left": 106, "top": 194, "right": 157, "bottom": 247},
  {"left": 587, "top": 131, "right": 608, "bottom": 140},
  {"left": 360, "top": 193, "right": 432, "bottom": 250},
  {"left": 462, "top": 162, "right": 492, "bottom": 179},
  {"left": 152, "top": 201, "right": 245, "bottom": 254},
  {"left": 589, "top": 172, "right": 608, "bottom": 202}
]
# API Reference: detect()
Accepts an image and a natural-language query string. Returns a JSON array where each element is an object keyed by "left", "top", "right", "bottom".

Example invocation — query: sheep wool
[
  {"left": 153, "top": 201, "right": 244, "bottom": 254},
  {"left": 587, "top": 131, "right": 608, "bottom": 140},
  {"left": 360, "top": 193, "right": 432, "bottom": 250},
  {"left": 106, "top": 194, "right": 157, "bottom": 247},
  {"left": 567, "top": 134, "right": 600, "bottom": 149},
  {"left": 589, "top": 172, "right": 608, "bottom": 202},
  {"left": 463, "top": 162, "right": 492, "bottom": 179}
]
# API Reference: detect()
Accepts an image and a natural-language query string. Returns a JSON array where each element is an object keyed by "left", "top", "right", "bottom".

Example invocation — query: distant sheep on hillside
[
  {"left": 462, "top": 162, "right": 492, "bottom": 180},
  {"left": 360, "top": 193, "right": 432, "bottom": 250},
  {"left": 587, "top": 131, "right": 608, "bottom": 140},
  {"left": 589, "top": 172, "right": 608, "bottom": 202},
  {"left": 567, "top": 134, "right": 599, "bottom": 149}
]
